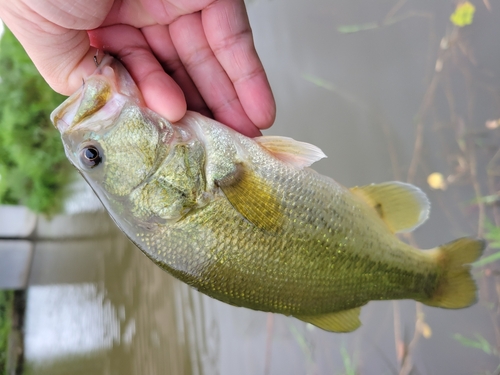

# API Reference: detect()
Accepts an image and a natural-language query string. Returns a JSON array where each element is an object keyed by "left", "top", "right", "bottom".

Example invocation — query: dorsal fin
[
  {"left": 254, "top": 136, "right": 326, "bottom": 168},
  {"left": 350, "top": 181, "right": 430, "bottom": 233},
  {"left": 295, "top": 307, "right": 362, "bottom": 332},
  {"left": 216, "top": 163, "right": 284, "bottom": 232}
]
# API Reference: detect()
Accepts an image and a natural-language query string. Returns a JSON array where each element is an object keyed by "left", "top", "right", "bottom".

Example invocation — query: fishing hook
[{"left": 93, "top": 50, "right": 101, "bottom": 67}]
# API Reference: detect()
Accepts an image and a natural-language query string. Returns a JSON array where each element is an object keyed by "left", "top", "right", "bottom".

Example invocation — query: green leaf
[
  {"left": 302, "top": 74, "right": 338, "bottom": 92},
  {"left": 473, "top": 251, "right": 500, "bottom": 267},
  {"left": 340, "top": 344, "right": 357, "bottom": 375},
  {"left": 484, "top": 222, "right": 500, "bottom": 246},
  {"left": 338, "top": 22, "right": 379, "bottom": 34},
  {"left": 453, "top": 333, "right": 498, "bottom": 356}
]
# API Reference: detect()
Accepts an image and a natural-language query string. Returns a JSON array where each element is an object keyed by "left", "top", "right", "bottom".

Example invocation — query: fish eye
[{"left": 80, "top": 145, "right": 102, "bottom": 168}]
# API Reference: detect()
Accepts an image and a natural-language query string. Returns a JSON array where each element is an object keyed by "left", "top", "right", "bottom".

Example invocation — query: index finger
[{"left": 88, "top": 25, "right": 187, "bottom": 122}]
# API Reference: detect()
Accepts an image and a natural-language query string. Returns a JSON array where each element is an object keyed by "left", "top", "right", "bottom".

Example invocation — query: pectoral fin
[
  {"left": 295, "top": 307, "right": 362, "bottom": 332},
  {"left": 350, "top": 181, "right": 430, "bottom": 233},
  {"left": 255, "top": 136, "right": 326, "bottom": 168},
  {"left": 216, "top": 164, "right": 283, "bottom": 232}
]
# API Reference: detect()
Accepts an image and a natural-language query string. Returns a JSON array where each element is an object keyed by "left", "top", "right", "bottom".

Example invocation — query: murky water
[{"left": 9, "top": 0, "right": 500, "bottom": 374}]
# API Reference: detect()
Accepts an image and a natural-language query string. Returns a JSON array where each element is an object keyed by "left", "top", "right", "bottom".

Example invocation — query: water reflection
[
  {"left": 25, "top": 284, "right": 120, "bottom": 363},
  {"left": 25, "top": 222, "right": 205, "bottom": 375},
  {"left": 19, "top": 0, "right": 500, "bottom": 374}
]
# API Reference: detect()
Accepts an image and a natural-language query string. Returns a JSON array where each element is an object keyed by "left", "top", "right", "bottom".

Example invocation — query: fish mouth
[
  {"left": 50, "top": 85, "right": 84, "bottom": 134},
  {"left": 50, "top": 55, "right": 144, "bottom": 136}
]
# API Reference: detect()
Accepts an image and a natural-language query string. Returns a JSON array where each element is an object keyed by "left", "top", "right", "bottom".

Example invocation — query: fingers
[
  {"left": 0, "top": 0, "right": 107, "bottom": 95},
  {"left": 170, "top": 11, "right": 262, "bottom": 136},
  {"left": 88, "top": 25, "right": 187, "bottom": 122},
  {"left": 202, "top": 0, "right": 275, "bottom": 129},
  {"left": 141, "top": 24, "right": 212, "bottom": 118},
  {"left": 1, "top": 0, "right": 275, "bottom": 136},
  {"left": 103, "top": 0, "right": 214, "bottom": 26}
]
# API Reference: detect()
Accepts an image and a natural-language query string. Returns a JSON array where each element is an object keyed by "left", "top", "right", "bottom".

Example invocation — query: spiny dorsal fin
[
  {"left": 350, "top": 181, "right": 430, "bottom": 233},
  {"left": 295, "top": 307, "right": 362, "bottom": 333},
  {"left": 216, "top": 164, "right": 283, "bottom": 232},
  {"left": 254, "top": 136, "right": 326, "bottom": 168}
]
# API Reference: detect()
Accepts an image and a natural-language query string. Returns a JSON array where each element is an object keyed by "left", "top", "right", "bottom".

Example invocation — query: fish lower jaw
[{"left": 54, "top": 118, "right": 71, "bottom": 134}]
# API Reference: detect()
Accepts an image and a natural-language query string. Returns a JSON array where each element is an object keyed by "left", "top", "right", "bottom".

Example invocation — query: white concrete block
[
  {"left": 0, "top": 205, "right": 36, "bottom": 238},
  {"left": 0, "top": 240, "right": 34, "bottom": 289}
]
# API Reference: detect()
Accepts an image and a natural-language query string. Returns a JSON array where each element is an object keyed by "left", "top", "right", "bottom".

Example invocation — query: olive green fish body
[
  {"left": 128, "top": 123, "right": 436, "bottom": 316},
  {"left": 52, "top": 56, "right": 484, "bottom": 332}
]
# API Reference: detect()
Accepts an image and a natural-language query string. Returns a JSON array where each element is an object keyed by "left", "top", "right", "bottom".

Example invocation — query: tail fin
[{"left": 423, "top": 238, "right": 485, "bottom": 309}]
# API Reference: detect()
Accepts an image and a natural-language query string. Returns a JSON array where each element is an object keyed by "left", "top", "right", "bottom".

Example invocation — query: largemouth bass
[{"left": 51, "top": 56, "right": 484, "bottom": 332}]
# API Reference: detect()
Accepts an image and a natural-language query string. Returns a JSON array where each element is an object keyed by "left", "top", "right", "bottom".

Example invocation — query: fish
[{"left": 51, "top": 55, "right": 484, "bottom": 333}]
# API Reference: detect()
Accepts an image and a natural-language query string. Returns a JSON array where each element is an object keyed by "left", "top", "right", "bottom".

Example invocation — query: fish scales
[
  {"left": 114, "top": 109, "right": 439, "bottom": 312},
  {"left": 51, "top": 56, "right": 484, "bottom": 332},
  {"left": 132, "top": 150, "right": 439, "bottom": 315}
]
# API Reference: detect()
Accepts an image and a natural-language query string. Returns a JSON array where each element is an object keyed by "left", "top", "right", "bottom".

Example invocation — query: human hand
[{"left": 0, "top": 0, "right": 275, "bottom": 136}]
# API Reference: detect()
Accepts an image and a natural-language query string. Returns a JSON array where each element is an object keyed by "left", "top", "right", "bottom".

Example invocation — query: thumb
[{"left": 0, "top": 0, "right": 110, "bottom": 95}]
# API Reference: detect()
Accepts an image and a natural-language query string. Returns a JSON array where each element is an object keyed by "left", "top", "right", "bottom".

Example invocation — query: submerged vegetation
[
  {"left": 454, "top": 333, "right": 499, "bottom": 357},
  {"left": 303, "top": 0, "right": 500, "bottom": 374},
  {"left": 478, "top": 222, "right": 500, "bottom": 267},
  {"left": 0, "top": 28, "right": 72, "bottom": 215}
]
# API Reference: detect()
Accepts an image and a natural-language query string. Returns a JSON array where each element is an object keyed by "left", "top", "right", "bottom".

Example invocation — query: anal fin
[
  {"left": 350, "top": 181, "right": 430, "bottom": 233},
  {"left": 294, "top": 307, "right": 362, "bottom": 333}
]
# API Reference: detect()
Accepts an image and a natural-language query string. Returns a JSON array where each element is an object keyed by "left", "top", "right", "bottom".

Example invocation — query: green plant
[
  {"left": 453, "top": 333, "right": 499, "bottom": 357},
  {"left": 0, "top": 291, "right": 13, "bottom": 375},
  {"left": 340, "top": 344, "right": 357, "bottom": 375},
  {"left": 0, "top": 28, "right": 72, "bottom": 215},
  {"left": 473, "top": 222, "right": 500, "bottom": 267}
]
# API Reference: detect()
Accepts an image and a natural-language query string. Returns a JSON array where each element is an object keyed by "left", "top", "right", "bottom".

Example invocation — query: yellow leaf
[
  {"left": 421, "top": 322, "right": 432, "bottom": 339},
  {"left": 450, "top": 1, "right": 476, "bottom": 27},
  {"left": 427, "top": 172, "right": 447, "bottom": 190}
]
